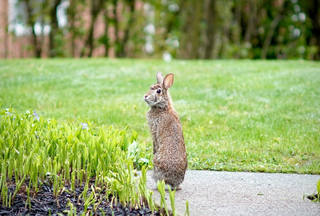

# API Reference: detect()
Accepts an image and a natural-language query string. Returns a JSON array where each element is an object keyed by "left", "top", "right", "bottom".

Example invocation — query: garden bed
[
  {"left": 0, "top": 176, "right": 158, "bottom": 216},
  {"left": 0, "top": 109, "right": 162, "bottom": 215}
]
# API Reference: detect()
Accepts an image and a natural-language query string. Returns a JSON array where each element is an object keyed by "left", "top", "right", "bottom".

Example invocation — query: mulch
[{"left": 0, "top": 176, "right": 161, "bottom": 216}]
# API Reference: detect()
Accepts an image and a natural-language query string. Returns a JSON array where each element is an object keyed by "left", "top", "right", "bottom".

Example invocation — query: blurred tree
[
  {"left": 21, "top": 0, "right": 44, "bottom": 58},
  {"left": 67, "top": 0, "right": 77, "bottom": 57},
  {"left": 112, "top": 0, "right": 119, "bottom": 56},
  {"left": 261, "top": 0, "right": 289, "bottom": 59},
  {"left": 243, "top": 0, "right": 258, "bottom": 43},
  {"left": 118, "top": 0, "right": 136, "bottom": 57},
  {"left": 156, "top": 0, "right": 186, "bottom": 54},
  {"left": 100, "top": 3, "right": 110, "bottom": 57},
  {"left": 112, "top": 0, "right": 137, "bottom": 58},
  {"left": 4, "top": 0, "right": 320, "bottom": 60},
  {"left": 67, "top": 0, "right": 86, "bottom": 57},
  {"left": 48, "top": 0, "right": 62, "bottom": 57},
  {"left": 204, "top": 0, "right": 217, "bottom": 59},
  {"left": 232, "top": 0, "right": 242, "bottom": 58},
  {"left": 17, "top": 0, "right": 66, "bottom": 57},
  {"left": 217, "top": 0, "right": 233, "bottom": 59},
  {"left": 3, "top": 0, "right": 9, "bottom": 58},
  {"left": 302, "top": 0, "right": 320, "bottom": 60},
  {"left": 179, "top": 0, "right": 203, "bottom": 59},
  {"left": 80, "top": 0, "right": 106, "bottom": 57}
]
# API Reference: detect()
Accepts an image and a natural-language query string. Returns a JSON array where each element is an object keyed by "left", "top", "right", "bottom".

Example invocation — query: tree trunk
[
  {"left": 48, "top": 0, "right": 61, "bottom": 57},
  {"left": 67, "top": 0, "right": 78, "bottom": 57},
  {"left": 179, "top": 0, "right": 202, "bottom": 59},
  {"left": 244, "top": 0, "right": 257, "bottom": 43},
  {"left": 87, "top": 17, "right": 96, "bottom": 57},
  {"left": 81, "top": 15, "right": 97, "bottom": 57},
  {"left": 308, "top": 0, "right": 320, "bottom": 60},
  {"left": 23, "top": 0, "right": 41, "bottom": 58},
  {"left": 261, "top": 0, "right": 290, "bottom": 59},
  {"left": 103, "top": 8, "right": 110, "bottom": 57},
  {"left": 261, "top": 15, "right": 283, "bottom": 59},
  {"left": 31, "top": 26, "right": 41, "bottom": 58},
  {"left": 113, "top": 0, "right": 120, "bottom": 57},
  {"left": 3, "top": 0, "right": 8, "bottom": 58},
  {"left": 233, "top": 0, "right": 242, "bottom": 58},
  {"left": 80, "top": 0, "right": 104, "bottom": 57},
  {"left": 118, "top": 0, "right": 136, "bottom": 58},
  {"left": 39, "top": 1, "right": 46, "bottom": 57},
  {"left": 204, "top": 0, "right": 217, "bottom": 59}
]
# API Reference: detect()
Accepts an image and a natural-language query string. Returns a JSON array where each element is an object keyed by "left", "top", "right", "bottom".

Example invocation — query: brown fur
[{"left": 144, "top": 71, "right": 187, "bottom": 189}]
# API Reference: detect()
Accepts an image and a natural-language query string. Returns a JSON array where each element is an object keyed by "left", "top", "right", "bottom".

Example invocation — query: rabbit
[{"left": 144, "top": 71, "right": 187, "bottom": 190}]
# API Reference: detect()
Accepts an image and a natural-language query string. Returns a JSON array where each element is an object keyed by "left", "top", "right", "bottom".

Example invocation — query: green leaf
[
  {"left": 130, "top": 130, "right": 138, "bottom": 143},
  {"left": 185, "top": 200, "right": 190, "bottom": 216},
  {"left": 122, "top": 136, "right": 129, "bottom": 151}
]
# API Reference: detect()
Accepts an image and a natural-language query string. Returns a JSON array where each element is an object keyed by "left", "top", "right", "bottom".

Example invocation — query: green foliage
[
  {"left": 315, "top": 179, "right": 320, "bottom": 202},
  {"left": 304, "top": 179, "right": 320, "bottom": 203},
  {"left": 168, "top": 185, "right": 177, "bottom": 216},
  {"left": 185, "top": 200, "right": 190, "bottom": 216},
  {"left": 157, "top": 180, "right": 169, "bottom": 216},
  {"left": 0, "top": 108, "right": 160, "bottom": 214}
]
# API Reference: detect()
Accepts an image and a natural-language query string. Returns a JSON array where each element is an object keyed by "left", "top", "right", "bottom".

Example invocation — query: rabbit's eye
[{"left": 156, "top": 89, "right": 161, "bottom": 94}]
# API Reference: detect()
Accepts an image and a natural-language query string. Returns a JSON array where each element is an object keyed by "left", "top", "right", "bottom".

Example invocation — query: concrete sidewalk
[{"left": 145, "top": 170, "right": 320, "bottom": 216}]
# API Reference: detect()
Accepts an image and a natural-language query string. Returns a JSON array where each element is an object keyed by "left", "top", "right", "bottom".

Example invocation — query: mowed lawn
[{"left": 0, "top": 59, "right": 319, "bottom": 174}]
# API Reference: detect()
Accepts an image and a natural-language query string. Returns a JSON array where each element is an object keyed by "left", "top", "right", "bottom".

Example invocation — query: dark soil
[{"left": 0, "top": 177, "right": 160, "bottom": 216}]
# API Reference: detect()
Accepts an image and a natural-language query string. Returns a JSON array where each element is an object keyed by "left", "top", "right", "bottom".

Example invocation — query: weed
[{"left": 303, "top": 179, "right": 320, "bottom": 203}]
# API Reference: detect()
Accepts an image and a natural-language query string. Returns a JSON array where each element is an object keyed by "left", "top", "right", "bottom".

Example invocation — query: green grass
[{"left": 1, "top": 59, "right": 319, "bottom": 174}]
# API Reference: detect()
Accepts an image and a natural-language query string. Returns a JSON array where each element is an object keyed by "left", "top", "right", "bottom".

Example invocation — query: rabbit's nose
[{"left": 144, "top": 94, "right": 148, "bottom": 99}]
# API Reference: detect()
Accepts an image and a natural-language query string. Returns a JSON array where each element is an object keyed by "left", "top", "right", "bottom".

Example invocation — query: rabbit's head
[{"left": 144, "top": 71, "right": 174, "bottom": 109}]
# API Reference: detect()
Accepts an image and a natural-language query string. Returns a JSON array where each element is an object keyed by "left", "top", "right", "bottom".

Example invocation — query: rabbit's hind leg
[
  {"left": 152, "top": 166, "right": 163, "bottom": 183},
  {"left": 164, "top": 182, "right": 182, "bottom": 191}
]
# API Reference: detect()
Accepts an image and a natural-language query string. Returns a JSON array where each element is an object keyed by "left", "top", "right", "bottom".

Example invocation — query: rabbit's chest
[
  {"left": 147, "top": 113, "right": 165, "bottom": 138},
  {"left": 148, "top": 116, "right": 161, "bottom": 135}
]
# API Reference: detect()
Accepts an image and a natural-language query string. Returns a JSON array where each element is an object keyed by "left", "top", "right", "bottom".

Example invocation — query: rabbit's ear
[
  {"left": 156, "top": 71, "right": 164, "bottom": 84},
  {"left": 163, "top": 73, "right": 174, "bottom": 89}
]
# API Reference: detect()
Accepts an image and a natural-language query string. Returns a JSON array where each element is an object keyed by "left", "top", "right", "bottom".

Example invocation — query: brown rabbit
[{"left": 144, "top": 71, "right": 187, "bottom": 190}]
